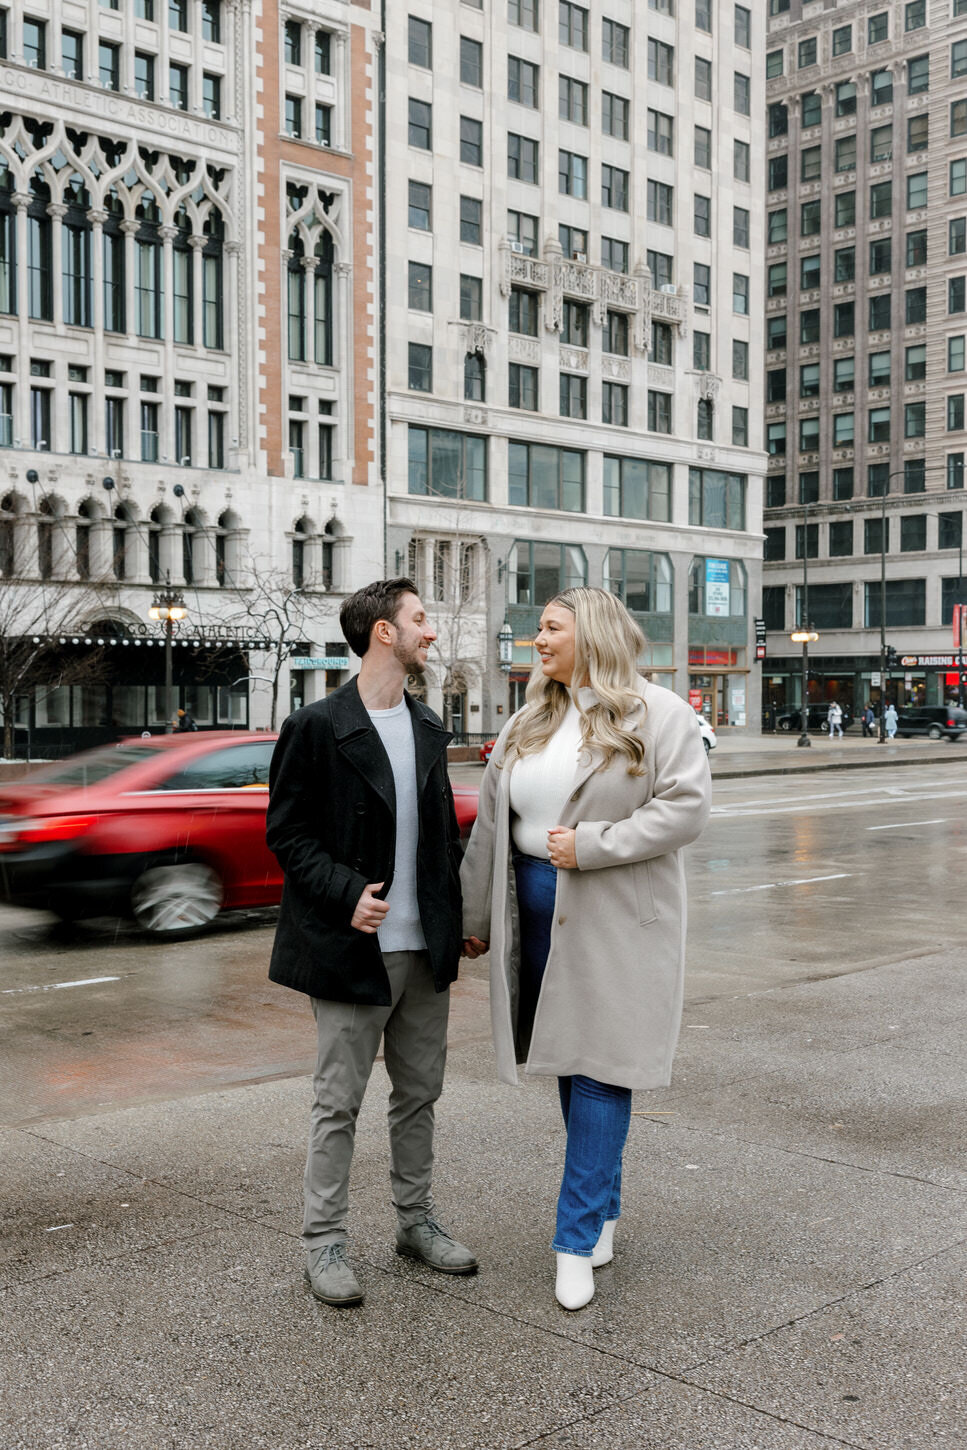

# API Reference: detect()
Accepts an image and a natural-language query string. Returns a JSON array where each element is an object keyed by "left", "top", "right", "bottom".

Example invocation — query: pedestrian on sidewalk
[
  {"left": 884, "top": 702, "right": 899, "bottom": 738},
  {"left": 827, "top": 701, "right": 844, "bottom": 738},
  {"left": 461, "top": 588, "right": 710, "bottom": 1312},
  {"left": 861, "top": 702, "right": 875, "bottom": 738},
  {"left": 266, "top": 578, "right": 476, "bottom": 1308}
]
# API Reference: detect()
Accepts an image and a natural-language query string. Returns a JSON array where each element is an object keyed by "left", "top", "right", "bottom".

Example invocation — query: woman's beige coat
[{"left": 460, "top": 681, "right": 712, "bottom": 1091}]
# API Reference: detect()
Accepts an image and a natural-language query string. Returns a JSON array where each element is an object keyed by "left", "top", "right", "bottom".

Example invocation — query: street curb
[{"left": 712, "top": 749, "right": 967, "bottom": 780}]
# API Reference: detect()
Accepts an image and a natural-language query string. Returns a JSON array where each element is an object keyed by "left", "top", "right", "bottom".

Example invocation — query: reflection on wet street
[{"left": 2, "top": 761, "right": 965, "bottom": 1127}]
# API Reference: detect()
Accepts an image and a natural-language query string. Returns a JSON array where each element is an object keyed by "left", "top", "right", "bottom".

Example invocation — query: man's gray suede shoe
[
  {"left": 304, "top": 1244, "right": 364, "bottom": 1306},
  {"left": 395, "top": 1216, "right": 478, "bottom": 1275}
]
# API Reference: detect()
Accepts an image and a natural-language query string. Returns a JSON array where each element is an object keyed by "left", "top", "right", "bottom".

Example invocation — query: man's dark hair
[{"left": 339, "top": 577, "right": 418, "bottom": 658}]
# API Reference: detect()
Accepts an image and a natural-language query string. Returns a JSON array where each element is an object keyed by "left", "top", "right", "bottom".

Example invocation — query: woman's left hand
[{"left": 547, "top": 827, "right": 577, "bottom": 869}]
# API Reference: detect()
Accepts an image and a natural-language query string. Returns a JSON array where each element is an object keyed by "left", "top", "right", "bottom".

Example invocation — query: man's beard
[{"left": 394, "top": 640, "right": 426, "bottom": 677}]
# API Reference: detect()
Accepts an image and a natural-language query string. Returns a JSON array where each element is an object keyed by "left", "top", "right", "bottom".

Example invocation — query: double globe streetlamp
[{"left": 149, "top": 581, "right": 188, "bottom": 733}]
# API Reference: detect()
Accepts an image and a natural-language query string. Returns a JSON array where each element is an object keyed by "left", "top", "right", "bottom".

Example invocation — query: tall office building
[
  {"left": 0, "top": 0, "right": 382, "bottom": 754},
  {"left": 762, "top": 0, "right": 967, "bottom": 723},
  {"left": 384, "top": 0, "right": 767, "bottom": 735}
]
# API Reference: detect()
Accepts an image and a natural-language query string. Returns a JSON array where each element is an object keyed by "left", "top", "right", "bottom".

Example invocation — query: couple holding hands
[{"left": 266, "top": 578, "right": 710, "bottom": 1312}]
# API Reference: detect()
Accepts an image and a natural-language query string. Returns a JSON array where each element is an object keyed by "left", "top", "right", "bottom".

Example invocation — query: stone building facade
[{"left": 762, "top": 0, "right": 967, "bottom": 721}]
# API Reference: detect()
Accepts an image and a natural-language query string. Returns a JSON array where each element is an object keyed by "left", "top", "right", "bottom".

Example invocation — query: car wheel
[
  {"left": 778, "top": 718, "right": 792, "bottom": 731},
  {"left": 703, "top": 738, "right": 711, "bottom": 754},
  {"left": 130, "top": 862, "right": 223, "bottom": 937},
  {"left": 820, "top": 721, "right": 829, "bottom": 734},
  {"left": 928, "top": 724, "right": 943, "bottom": 740}
]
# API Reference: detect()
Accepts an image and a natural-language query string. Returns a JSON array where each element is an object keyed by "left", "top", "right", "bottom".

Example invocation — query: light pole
[
  {"left": 149, "top": 579, "right": 187, "bottom": 733},
  {"left": 791, "top": 501, "right": 818, "bottom": 746}
]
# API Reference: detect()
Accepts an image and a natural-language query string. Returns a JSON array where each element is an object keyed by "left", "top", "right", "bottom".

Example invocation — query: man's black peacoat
[{"left": 266, "top": 677, "right": 463, "bottom": 1005}]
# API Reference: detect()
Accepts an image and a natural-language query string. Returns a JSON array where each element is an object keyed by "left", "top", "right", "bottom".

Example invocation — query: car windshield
[{"left": 21, "top": 745, "right": 164, "bottom": 787}]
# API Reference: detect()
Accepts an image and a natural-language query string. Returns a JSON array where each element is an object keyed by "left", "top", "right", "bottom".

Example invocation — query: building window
[
  {"left": 461, "top": 116, "right": 484, "bottom": 167},
  {"left": 559, "top": 2, "right": 589, "bottom": 51},
  {"left": 285, "top": 95, "right": 302, "bottom": 138},
  {"left": 508, "top": 210, "right": 538, "bottom": 256},
  {"left": 408, "top": 261, "right": 432, "bottom": 311},
  {"left": 767, "top": 422, "right": 786, "bottom": 455},
  {"left": 559, "top": 225, "right": 587, "bottom": 261},
  {"left": 602, "top": 16, "right": 629, "bottom": 65},
  {"left": 509, "top": 0, "right": 539, "bottom": 32},
  {"left": 834, "top": 301, "right": 854, "bottom": 337},
  {"left": 649, "top": 38, "right": 674, "bottom": 86},
  {"left": 904, "top": 459, "right": 926, "bottom": 493},
  {"left": 459, "top": 195, "right": 481, "bottom": 244},
  {"left": 872, "top": 69, "right": 893, "bottom": 104},
  {"left": 169, "top": 63, "right": 189, "bottom": 110},
  {"left": 905, "top": 0, "right": 926, "bottom": 29},
  {"left": 509, "top": 441, "right": 584, "bottom": 510},
  {"left": 202, "top": 0, "right": 220, "bottom": 42},
  {"left": 508, "top": 133, "right": 539, "bottom": 181},
  {"left": 202, "top": 74, "right": 221, "bottom": 119},
  {"left": 460, "top": 36, "right": 483, "bottom": 87},
  {"left": 868, "top": 406, "right": 891, "bottom": 442},
  {"left": 801, "top": 200, "right": 821, "bottom": 236},
  {"left": 99, "top": 41, "right": 120, "bottom": 91},
  {"left": 836, "top": 135, "right": 857, "bottom": 172},
  {"left": 695, "top": 56, "right": 712, "bottom": 100},
  {"left": 798, "top": 37, "right": 817, "bottom": 67},
  {"left": 948, "top": 394, "right": 965, "bottom": 430},
  {"left": 509, "top": 56, "right": 539, "bottom": 107},
  {"left": 560, "top": 76, "right": 589, "bottom": 125},
  {"left": 732, "top": 407, "right": 748, "bottom": 447},
  {"left": 835, "top": 246, "right": 855, "bottom": 282},
  {"left": 869, "top": 293, "right": 891, "bottom": 330},
  {"left": 509, "top": 540, "right": 587, "bottom": 604},
  {"left": 733, "top": 273, "right": 749, "bottom": 313},
  {"left": 734, "top": 140, "right": 750, "bottom": 182},
  {"left": 870, "top": 238, "right": 892, "bottom": 275},
  {"left": 693, "top": 263, "right": 710, "bottom": 306},
  {"left": 509, "top": 363, "right": 538, "bottom": 411},
  {"left": 648, "top": 391, "right": 672, "bottom": 434},
  {"left": 409, "top": 99, "right": 432, "bottom": 149},
  {"left": 908, "top": 115, "right": 929, "bottom": 152},
  {"left": 408, "top": 15, "right": 432, "bottom": 67},
  {"left": 464, "top": 351, "right": 485, "bottom": 402},
  {"left": 602, "top": 165, "right": 628, "bottom": 211},
  {"left": 460, "top": 274, "right": 482, "bottom": 320},
  {"left": 865, "top": 579, "right": 925, "bottom": 627},
  {"left": 900, "top": 515, "right": 927, "bottom": 552},
  {"left": 832, "top": 24, "right": 851, "bottom": 54},
  {"left": 869, "top": 350, "right": 891, "bottom": 386},
  {"left": 695, "top": 125, "right": 712, "bottom": 169},
  {"left": 733, "top": 339, "right": 748, "bottom": 379},
  {"left": 868, "top": 11, "right": 889, "bottom": 43},
  {"left": 510, "top": 286, "right": 539, "bottom": 335},
  {"left": 695, "top": 332, "right": 711, "bottom": 372},
  {"left": 408, "top": 342, "right": 432, "bottom": 392},
  {"left": 648, "top": 109, "right": 673, "bottom": 155},
  {"left": 602, "top": 382, "right": 627, "bottom": 426},
  {"left": 134, "top": 51, "right": 155, "bottom": 101},
  {"left": 409, "top": 181, "right": 431, "bottom": 231},
  {"left": 734, "top": 73, "right": 750, "bottom": 114},
  {"left": 600, "top": 91, "right": 629, "bottom": 139},
  {"left": 62, "top": 29, "right": 83, "bottom": 79},
  {"left": 764, "top": 528, "right": 786, "bottom": 562},
  {"left": 694, "top": 195, "right": 711, "bottom": 238},
  {"left": 560, "top": 373, "right": 587, "bottom": 419},
  {"left": 801, "top": 145, "right": 822, "bottom": 182},
  {"left": 647, "top": 249, "right": 671, "bottom": 287},
  {"left": 689, "top": 469, "right": 745, "bottom": 529},
  {"left": 23, "top": 17, "right": 46, "bottom": 69},
  {"left": 768, "top": 156, "right": 788, "bottom": 192},
  {"left": 909, "top": 54, "right": 929, "bottom": 93},
  {"left": 906, "top": 286, "right": 927, "bottom": 323},
  {"left": 832, "top": 466, "right": 854, "bottom": 500},
  {"left": 829, "top": 521, "right": 853, "bottom": 557},
  {"left": 906, "top": 401, "right": 927, "bottom": 436},
  {"left": 802, "top": 91, "right": 822, "bottom": 126},
  {"left": 604, "top": 549, "right": 672, "bottom": 615},
  {"left": 559, "top": 150, "right": 588, "bottom": 198},
  {"left": 647, "top": 181, "right": 673, "bottom": 225},
  {"left": 798, "top": 363, "right": 817, "bottom": 398}
]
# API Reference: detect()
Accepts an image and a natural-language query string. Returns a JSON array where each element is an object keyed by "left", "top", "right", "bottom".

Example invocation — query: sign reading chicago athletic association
[{"left": 0, "top": 67, "right": 239, "bottom": 152}]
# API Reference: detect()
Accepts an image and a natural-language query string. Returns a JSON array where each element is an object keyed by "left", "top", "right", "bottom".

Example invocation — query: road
[{"left": 1, "top": 759, "right": 964, "bottom": 1128}]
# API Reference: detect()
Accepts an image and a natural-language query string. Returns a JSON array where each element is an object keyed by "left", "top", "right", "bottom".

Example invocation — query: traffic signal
[{"left": 885, "top": 646, "right": 899, "bottom": 669}]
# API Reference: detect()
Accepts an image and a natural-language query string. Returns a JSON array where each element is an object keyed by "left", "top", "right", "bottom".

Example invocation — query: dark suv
[{"left": 895, "top": 705, "right": 967, "bottom": 741}]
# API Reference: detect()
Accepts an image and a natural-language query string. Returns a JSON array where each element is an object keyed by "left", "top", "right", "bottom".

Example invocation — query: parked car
[
  {"left": 0, "top": 735, "right": 479, "bottom": 938},
  {"left": 695, "top": 713, "right": 717, "bottom": 754},
  {"left": 895, "top": 705, "right": 967, "bottom": 740},
  {"left": 479, "top": 738, "right": 496, "bottom": 763},
  {"left": 775, "top": 704, "right": 853, "bottom": 734}
]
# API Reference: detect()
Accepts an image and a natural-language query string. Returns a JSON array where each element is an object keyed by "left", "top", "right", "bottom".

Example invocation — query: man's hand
[
  {"left": 351, "top": 882, "right": 390, "bottom": 934},
  {"left": 547, "top": 827, "right": 577, "bottom": 869},
  {"left": 462, "top": 936, "right": 489, "bottom": 959}
]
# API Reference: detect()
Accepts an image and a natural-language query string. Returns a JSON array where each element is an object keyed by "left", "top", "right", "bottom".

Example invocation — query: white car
[{"left": 695, "top": 713, "right": 717, "bottom": 754}]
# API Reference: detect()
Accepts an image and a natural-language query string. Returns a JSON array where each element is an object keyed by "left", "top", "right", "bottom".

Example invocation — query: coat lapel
[
  {"left": 330, "top": 678, "right": 396, "bottom": 817},
  {"left": 410, "top": 697, "right": 453, "bottom": 801}
]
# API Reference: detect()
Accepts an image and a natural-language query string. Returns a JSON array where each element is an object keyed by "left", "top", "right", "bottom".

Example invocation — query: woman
[{"left": 461, "top": 588, "right": 711, "bottom": 1311}]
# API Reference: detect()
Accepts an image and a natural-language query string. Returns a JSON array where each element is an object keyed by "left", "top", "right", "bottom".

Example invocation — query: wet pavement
[{"left": 1, "top": 753, "right": 966, "bottom": 1448}]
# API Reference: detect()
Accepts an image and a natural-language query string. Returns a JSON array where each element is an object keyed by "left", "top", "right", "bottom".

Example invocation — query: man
[{"left": 266, "top": 578, "right": 476, "bottom": 1307}]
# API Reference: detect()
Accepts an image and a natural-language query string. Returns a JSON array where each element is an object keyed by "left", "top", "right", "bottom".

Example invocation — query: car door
[{"left": 133, "top": 741, "right": 281, "bottom": 906}]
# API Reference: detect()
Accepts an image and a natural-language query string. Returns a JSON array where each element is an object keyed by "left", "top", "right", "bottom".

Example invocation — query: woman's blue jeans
[{"left": 514, "top": 853, "right": 632, "bottom": 1257}]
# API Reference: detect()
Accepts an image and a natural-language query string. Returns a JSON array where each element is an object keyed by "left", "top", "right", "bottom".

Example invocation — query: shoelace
[
  {"left": 322, "top": 1244, "right": 349, "bottom": 1267},
  {"left": 421, "top": 1217, "right": 448, "bottom": 1239}
]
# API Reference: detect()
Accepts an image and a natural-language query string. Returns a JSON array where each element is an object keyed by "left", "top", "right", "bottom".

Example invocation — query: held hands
[
  {"left": 547, "top": 827, "right": 577, "bottom": 870},
  {"left": 462, "top": 936, "right": 489, "bottom": 959},
  {"left": 351, "top": 882, "right": 390, "bottom": 934}
]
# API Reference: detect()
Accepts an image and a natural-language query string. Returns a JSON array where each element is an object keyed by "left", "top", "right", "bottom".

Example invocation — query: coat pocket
[{"left": 632, "top": 859, "right": 657, "bottom": 925}]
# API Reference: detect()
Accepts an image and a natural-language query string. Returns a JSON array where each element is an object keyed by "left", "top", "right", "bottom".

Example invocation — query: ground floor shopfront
[{"left": 761, "top": 652, "right": 965, "bottom": 728}]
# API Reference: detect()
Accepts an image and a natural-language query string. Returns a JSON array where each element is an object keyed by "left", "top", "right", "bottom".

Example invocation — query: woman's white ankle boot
[
  {"left": 555, "top": 1252, "right": 595, "bottom": 1310},
  {"left": 591, "top": 1219, "right": 617, "bottom": 1268}
]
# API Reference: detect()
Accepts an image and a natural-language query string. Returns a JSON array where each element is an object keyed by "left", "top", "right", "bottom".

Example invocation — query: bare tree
[
  {"left": 220, "top": 560, "right": 319, "bottom": 730},
  {"left": 0, "top": 575, "right": 114, "bottom": 759}
]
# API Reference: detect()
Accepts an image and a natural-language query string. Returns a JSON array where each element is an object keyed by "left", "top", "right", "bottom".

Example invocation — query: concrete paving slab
[
  {"left": 688, "top": 1240, "right": 967, "bottom": 1450},
  {"left": 1, "top": 1222, "right": 659, "bottom": 1450},
  {"left": 529, "top": 1378, "right": 841, "bottom": 1450},
  {"left": 0, "top": 1126, "right": 224, "bottom": 1290}
]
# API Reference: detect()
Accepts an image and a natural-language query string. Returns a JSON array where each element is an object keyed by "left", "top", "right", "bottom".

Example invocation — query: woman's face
[{"left": 535, "top": 603, "right": 576, "bottom": 687}]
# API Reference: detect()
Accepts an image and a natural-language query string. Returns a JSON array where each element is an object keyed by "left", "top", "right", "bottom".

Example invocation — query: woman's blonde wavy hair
[{"left": 500, "top": 587, "right": 649, "bottom": 776}]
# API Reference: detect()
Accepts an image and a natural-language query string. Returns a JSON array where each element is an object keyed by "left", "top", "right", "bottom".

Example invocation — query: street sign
[
  {"left": 756, "top": 644, "right": 766, "bottom": 661},
  {"left": 754, "top": 616, "right": 767, "bottom": 644},
  {"left": 871, "top": 671, "right": 881, "bottom": 687}
]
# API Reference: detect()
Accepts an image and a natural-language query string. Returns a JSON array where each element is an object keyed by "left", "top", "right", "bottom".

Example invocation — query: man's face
[{"left": 388, "top": 593, "right": 436, "bottom": 676}]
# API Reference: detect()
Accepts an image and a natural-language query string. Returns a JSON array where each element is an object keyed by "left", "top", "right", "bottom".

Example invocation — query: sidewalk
[
  {"left": 3, "top": 942, "right": 965, "bottom": 1449},
  {"left": 710, "top": 729, "right": 967, "bottom": 779}
]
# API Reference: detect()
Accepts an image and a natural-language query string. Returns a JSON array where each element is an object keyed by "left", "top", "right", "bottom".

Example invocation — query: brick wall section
[{"left": 257, "top": 9, "right": 376, "bottom": 486}]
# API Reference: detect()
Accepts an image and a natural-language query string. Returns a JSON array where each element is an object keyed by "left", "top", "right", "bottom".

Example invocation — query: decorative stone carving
[
  {"left": 648, "top": 364, "right": 675, "bottom": 390},
  {"left": 602, "top": 355, "right": 631, "bottom": 381},
  {"left": 559, "top": 346, "right": 588, "bottom": 372},
  {"left": 463, "top": 407, "right": 487, "bottom": 426},
  {"left": 461, "top": 322, "right": 495, "bottom": 355},
  {"left": 508, "top": 335, "right": 541, "bottom": 363},
  {"left": 697, "top": 373, "right": 722, "bottom": 402}
]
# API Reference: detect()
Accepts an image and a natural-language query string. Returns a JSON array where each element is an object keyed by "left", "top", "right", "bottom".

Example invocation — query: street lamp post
[
  {"left": 791, "top": 501, "right": 818, "bottom": 747},
  {"left": 149, "top": 579, "right": 187, "bottom": 733}
]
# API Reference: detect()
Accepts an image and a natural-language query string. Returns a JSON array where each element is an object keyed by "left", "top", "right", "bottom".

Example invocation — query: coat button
[
  {"left": 570, "top": 791, "right": 580, "bottom": 801},
  {"left": 558, "top": 914, "right": 566, "bottom": 925}
]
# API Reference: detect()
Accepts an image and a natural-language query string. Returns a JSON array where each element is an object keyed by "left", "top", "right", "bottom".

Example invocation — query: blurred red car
[
  {"left": 0, "top": 734, "right": 479, "bottom": 938},
  {"left": 479, "top": 738, "right": 496, "bottom": 763}
]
